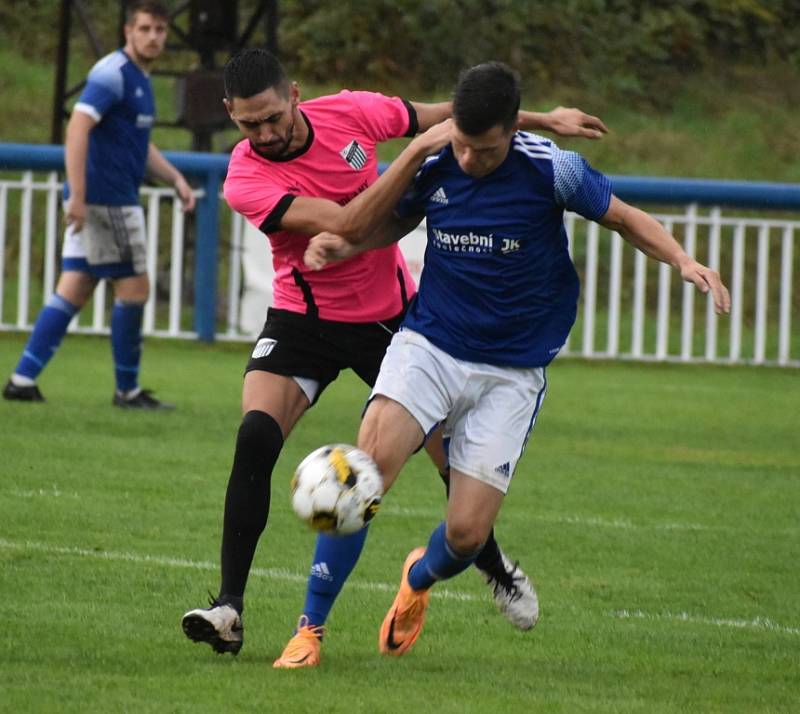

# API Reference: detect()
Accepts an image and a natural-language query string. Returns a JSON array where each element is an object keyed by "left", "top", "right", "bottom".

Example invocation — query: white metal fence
[{"left": 1, "top": 170, "right": 797, "bottom": 367}]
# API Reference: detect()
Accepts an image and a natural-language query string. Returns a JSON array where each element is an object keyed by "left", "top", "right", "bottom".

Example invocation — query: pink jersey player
[{"left": 224, "top": 90, "right": 417, "bottom": 322}]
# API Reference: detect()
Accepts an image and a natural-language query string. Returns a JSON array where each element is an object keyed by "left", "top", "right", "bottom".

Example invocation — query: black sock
[
  {"left": 437, "top": 467, "right": 503, "bottom": 575},
  {"left": 473, "top": 530, "right": 503, "bottom": 574},
  {"left": 218, "top": 410, "right": 283, "bottom": 610}
]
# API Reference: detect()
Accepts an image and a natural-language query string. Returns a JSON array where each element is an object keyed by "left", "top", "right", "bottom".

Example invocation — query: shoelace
[
  {"left": 293, "top": 616, "right": 324, "bottom": 641},
  {"left": 489, "top": 562, "right": 524, "bottom": 602},
  {"left": 206, "top": 591, "right": 222, "bottom": 608},
  {"left": 279, "top": 621, "right": 323, "bottom": 661}
]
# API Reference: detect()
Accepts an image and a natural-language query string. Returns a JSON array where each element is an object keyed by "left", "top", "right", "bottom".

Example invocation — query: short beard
[{"left": 253, "top": 118, "right": 296, "bottom": 159}]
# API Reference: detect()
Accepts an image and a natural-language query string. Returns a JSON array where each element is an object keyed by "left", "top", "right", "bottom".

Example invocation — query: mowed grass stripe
[
  {"left": 4, "top": 537, "right": 798, "bottom": 638},
  {"left": 0, "top": 537, "right": 478, "bottom": 602}
]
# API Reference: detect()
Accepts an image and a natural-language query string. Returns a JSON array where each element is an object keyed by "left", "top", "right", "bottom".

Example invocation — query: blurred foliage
[
  {"left": 1, "top": 0, "right": 799, "bottom": 165},
  {"left": 1, "top": 0, "right": 798, "bottom": 102},
  {"left": 277, "top": 0, "right": 800, "bottom": 100}
]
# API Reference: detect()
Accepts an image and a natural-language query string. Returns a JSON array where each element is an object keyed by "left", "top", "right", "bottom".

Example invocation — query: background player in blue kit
[
  {"left": 3, "top": 0, "right": 195, "bottom": 408},
  {"left": 305, "top": 61, "right": 731, "bottom": 656}
]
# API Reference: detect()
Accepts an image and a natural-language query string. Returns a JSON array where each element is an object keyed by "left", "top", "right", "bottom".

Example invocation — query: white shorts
[
  {"left": 62, "top": 204, "right": 147, "bottom": 278},
  {"left": 371, "top": 329, "right": 547, "bottom": 494}
]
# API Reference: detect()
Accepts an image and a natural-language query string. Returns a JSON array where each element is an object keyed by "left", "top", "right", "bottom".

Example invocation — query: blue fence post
[{"left": 194, "top": 169, "right": 221, "bottom": 342}]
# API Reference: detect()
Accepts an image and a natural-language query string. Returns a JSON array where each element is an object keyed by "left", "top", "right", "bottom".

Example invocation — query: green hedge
[
  {"left": 2, "top": 0, "right": 797, "bottom": 101},
  {"left": 277, "top": 0, "right": 799, "bottom": 96}
]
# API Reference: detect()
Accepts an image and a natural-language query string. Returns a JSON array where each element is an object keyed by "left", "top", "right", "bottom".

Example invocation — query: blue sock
[
  {"left": 111, "top": 301, "right": 144, "bottom": 392},
  {"left": 302, "top": 527, "right": 369, "bottom": 628},
  {"left": 408, "top": 521, "right": 480, "bottom": 590},
  {"left": 14, "top": 294, "right": 78, "bottom": 380}
]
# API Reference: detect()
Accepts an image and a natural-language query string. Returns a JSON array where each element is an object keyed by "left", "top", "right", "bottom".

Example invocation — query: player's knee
[
  {"left": 238, "top": 410, "right": 284, "bottom": 458},
  {"left": 114, "top": 275, "right": 149, "bottom": 303},
  {"left": 445, "top": 519, "right": 487, "bottom": 556}
]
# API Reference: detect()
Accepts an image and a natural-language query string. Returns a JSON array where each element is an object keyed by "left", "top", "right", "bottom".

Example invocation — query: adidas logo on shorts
[{"left": 494, "top": 462, "right": 510, "bottom": 478}]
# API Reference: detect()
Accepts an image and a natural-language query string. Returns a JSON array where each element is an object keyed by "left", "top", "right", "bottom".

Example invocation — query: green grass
[{"left": 1, "top": 333, "right": 798, "bottom": 713}]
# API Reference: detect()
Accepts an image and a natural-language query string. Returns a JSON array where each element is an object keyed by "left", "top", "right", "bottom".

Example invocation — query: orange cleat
[
  {"left": 379, "top": 547, "right": 430, "bottom": 656},
  {"left": 273, "top": 615, "right": 324, "bottom": 669}
]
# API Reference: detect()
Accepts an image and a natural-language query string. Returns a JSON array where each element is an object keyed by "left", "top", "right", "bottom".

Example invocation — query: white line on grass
[
  {"left": 0, "top": 537, "right": 477, "bottom": 603},
  {"left": 4, "top": 538, "right": 797, "bottom": 637},
  {"left": 611, "top": 608, "right": 800, "bottom": 636},
  {"left": 382, "top": 505, "right": 722, "bottom": 533},
  {"left": 7, "top": 490, "right": 779, "bottom": 535}
]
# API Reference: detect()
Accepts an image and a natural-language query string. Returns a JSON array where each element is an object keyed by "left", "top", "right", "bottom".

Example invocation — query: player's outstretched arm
[
  {"left": 518, "top": 107, "right": 608, "bottom": 139},
  {"left": 410, "top": 101, "right": 453, "bottom": 132},
  {"left": 410, "top": 101, "right": 607, "bottom": 139},
  {"left": 599, "top": 196, "right": 731, "bottom": 315},
  {"left": 304, "top": 214, "right": 421, "bottom": 270}
]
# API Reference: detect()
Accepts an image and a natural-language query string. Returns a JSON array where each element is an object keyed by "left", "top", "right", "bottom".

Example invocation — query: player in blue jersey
[
  {"left": 179, "top": 49, "right": 610, "bottom": 667},
  {"left": 305, "top": 61, "right": 731, "bottom": 656},
  {"left": 3, "top": 0, "right": 195, "bottom": 409}
]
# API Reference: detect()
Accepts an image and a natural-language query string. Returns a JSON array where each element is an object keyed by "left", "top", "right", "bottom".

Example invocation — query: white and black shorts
[
  {"left": 371, "top": 329, "right": 548, "bottom": 494},
  {"left": 62, "top": 204, "right": 147, "bottom": 279}
]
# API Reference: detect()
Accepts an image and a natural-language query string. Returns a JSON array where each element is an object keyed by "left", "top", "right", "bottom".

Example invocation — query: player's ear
[{"left": 289, "top": 81, "right": 300, "bottom": 107}]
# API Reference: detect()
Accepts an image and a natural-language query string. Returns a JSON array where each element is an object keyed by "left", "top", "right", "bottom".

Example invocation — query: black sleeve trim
[
  {"left": 402, "top": 99, "right": 419, "bottom": 137},
  {"left": 259, "top": 194, "right": 296, "bottom": 234}
]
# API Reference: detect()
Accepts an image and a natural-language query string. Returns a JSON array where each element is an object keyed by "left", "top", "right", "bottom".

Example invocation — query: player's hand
[
  {"left": 538, "top": 106, "right": 609, "bottom": 139},
  {"left": 304, "top": 231, "right": 359, "bottom": 270},
  {"left": 64, "top": 197, "right": 87, "bottom": 232},
  {"left": 411, "top": 118, "right": 453, "bottom": 155},
  {"left": 174, "top": 175, "right": 196, "bottom": 212},
  {"left": 677, "top": 256, "right": 731, "bottom": 314}
]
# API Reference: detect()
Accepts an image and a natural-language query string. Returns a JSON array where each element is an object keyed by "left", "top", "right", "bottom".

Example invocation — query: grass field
[{"left": 1, "top": 332, "right": 798, "bottom": 713}]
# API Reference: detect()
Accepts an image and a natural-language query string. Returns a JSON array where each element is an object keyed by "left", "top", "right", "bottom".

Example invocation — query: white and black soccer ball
[{"left": 291, "top": 444, "right": 383, "bottom": 535}]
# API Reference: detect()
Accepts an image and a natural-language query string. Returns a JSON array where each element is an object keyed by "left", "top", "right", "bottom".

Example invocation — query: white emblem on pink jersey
[{"left": 340, "top": 140, "right": 367, "bottom": 170}]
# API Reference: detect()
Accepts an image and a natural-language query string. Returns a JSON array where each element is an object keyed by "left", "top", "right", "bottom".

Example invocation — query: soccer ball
[{"left": 291, "top": 444, "right": 383, "bottom": 535}]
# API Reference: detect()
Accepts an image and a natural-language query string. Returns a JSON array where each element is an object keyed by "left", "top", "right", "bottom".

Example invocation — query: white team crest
[
  {"left": 340, "top": 140, "right": 367, "bottom": 170},
  {"left": 251, "top": 338, "right": 277, "bottom": 358},
  {"left": 431, "top": 187, "right": 448, "bottom": 204}
]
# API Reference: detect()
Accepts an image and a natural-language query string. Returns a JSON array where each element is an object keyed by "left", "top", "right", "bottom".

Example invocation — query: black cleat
[
  {"left": 3, "top": 379, "right": 45, "bottom": 402},
  {"left": 112, "top": 388, "right": 175, "bottom": 410}
]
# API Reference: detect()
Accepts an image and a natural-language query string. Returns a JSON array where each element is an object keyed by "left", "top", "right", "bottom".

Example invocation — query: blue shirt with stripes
[
  {"left": 64, "top": 50, "right": 155, "bottom": 206},
  {"left": 395, "top": 131, "right": 613, "bottom": 367}
]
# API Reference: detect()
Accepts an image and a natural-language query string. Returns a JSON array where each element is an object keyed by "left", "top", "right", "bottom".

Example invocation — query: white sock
[{"left": 11, "top": 373, "right": 36, "bottom": 387}]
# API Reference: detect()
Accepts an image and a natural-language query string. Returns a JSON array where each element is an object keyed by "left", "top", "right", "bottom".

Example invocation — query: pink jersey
[{"left": 224, "top": 90, "right": 417, "bottom": 323}]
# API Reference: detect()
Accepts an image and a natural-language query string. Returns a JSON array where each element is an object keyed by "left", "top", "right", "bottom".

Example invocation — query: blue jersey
[
  {"left": 64, "top": 50, "right": 155, "bottom": 206},
  {"left": 395, "top": 132, "right": 612, "bottom": 367}
]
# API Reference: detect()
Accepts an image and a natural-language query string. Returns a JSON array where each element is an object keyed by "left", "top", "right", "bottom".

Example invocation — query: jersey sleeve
[
  {"left": 73, "top": 55, "right": 125, "bottom": 122},
  {"left": 345, "top": 90, "right": 418, "bottom": 142},
  {"left": 551, "top": 146, "right": 613, "bottom": 221},
  {"left": 223, "top": 148, "right": 295, "bottom": 234},
  {"left": 394, "top": 156, "right": 437, "bottom": 219}
]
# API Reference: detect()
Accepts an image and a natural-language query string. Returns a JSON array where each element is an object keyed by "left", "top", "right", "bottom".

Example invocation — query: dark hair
[
  {"left": 126, "top": 0, "right": 169, "bottom": 23},
  {"left": 452, "top": 61, "right": 521, "bottom": 136},
  {"left": 224, "top": 48, "right": 289, "bottom": 100}
]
